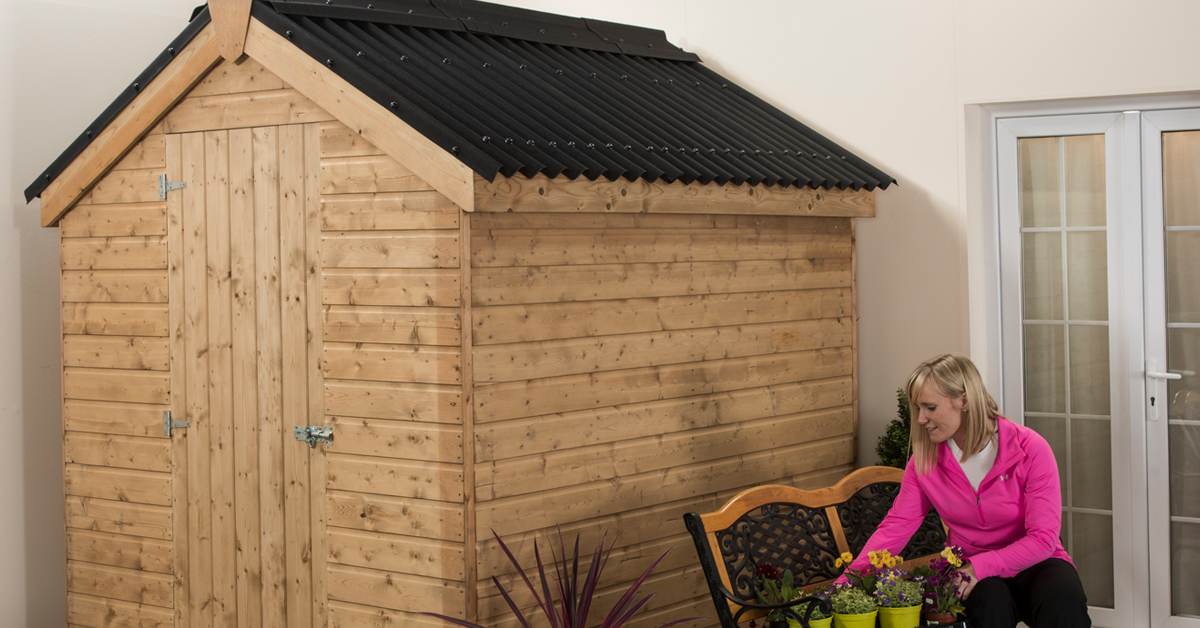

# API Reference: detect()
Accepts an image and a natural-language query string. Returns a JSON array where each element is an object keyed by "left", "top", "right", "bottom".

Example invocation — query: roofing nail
[
  {"left": 620, "top": 75, "right": 628, "bottom": 80},
  {"left": 527, "top": 140, "right": 535, "bottom": 146},
  {"left": 572, "top": 33, "right": 577, "bottom": 38},
  {"left": 668, "top": 79, "right": 673, "bottom": 84},
  {"left": 555, "top": 69, "right": 563, "bottom": 74},
  {"left": 483, "top": 62, "right": 491, "bottom": 68},
  {"left": 482, "top": 135, "right": 491, "bottom": 142},
  {"left": 408, "top": 8, "right": 414, "bottom": 13},
  {"left": 452, "top": 146, "right": 460, "bottom": 154},
  {"left": 755, "top": 150, "right": 761, "bottom": 155},
  {"left": 695, "top": 82, "right": 700, "bottom": 87},
  {"left": 443, "top": 58, "right": 451, "bottom": 64},
  {"left": 167, "top": 46, "right": 176, "bottom": 55},
  {"left": 624, "top": 145, "right": 632, "bottom": 150},
  {"left": 721, "top": 83, "right": 728, "bottom": 88},
  {"left": 389, "top": 101, "right": 397, "bottom": 109},
  {"left": 590, "top": 72, "right": 597, "bottom": 78},
  {"left": 367, "top": 3, "right": 373, "bottom": 8},
  {"left": 678, "top": 147, "right": 686, "bottom": 153},
  {"left": 44, "top": 173, "right": 50, "bottom": 181},
  {"left": 692, "top": 148, "right": 699, "bottom": 153},
  {"left": 653, "top": 79, "right": 659, "bottom": 84},
  {"left": 618, "top": 38, "right": 624, "bottom": 43},
  {"left": 648, "top": 43, "right": 654, "bottom": 48},
  {"left": 605, "top": 143, "right": 613, "bottom": 149},
  {"left": 284, "top": 31, "right": 292, "bottom": 39},
  {"left": 326, "top": 59, "right": 334, "bottom": 67},
  {"left": 567, "top": 141, "right": 576, "bottom": 147},
  {"left": 85, "top": 131, "right": 93, "bottom": 138},
  {"left": 400, "top": 55, "right": 408, "bottom": 61},
  {"left": 548, "top": 141, "right": 558, "bottom": 148},
  {"left": 540, "top": 28, "right": 546, "bottom": 34},
  {"left": 739, "top": 150, "right": 746, "bottom": 155},
  {"left": 520, "top": 64, "right": 528, "bottom": 69},
  {"left": 357, "top": 51, "right": 365, "bottom": 58},
  {"left": 841, "top": 156, "right": 847, "bottom": 160},
  {"left": 325, "top": 0, "right": 331, "bottom": 4},
  {"left": 504, "top": 138, "right": 513, "bottom": 144},
  {"left": 587, "top": 143, "right": 596, "bottom": 149},
  {"left": 132, "top": 82, "right": 140, "bottom": 90}
]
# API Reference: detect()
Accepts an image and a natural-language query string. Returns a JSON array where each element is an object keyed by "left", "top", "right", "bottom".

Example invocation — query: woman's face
[{"left": 914, "top": 382, "right": 968, "bottom": 447}]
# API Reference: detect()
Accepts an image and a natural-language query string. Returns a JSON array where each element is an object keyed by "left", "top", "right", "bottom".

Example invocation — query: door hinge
[
  {"left": 294, "top": 425, "right": 333, "bottom": 448},
  {"left": 163, "top": 410, "right": 190, "bottom": 437},
  {"left": 158, "top": 174, "right": 186, "bottom": 199}
]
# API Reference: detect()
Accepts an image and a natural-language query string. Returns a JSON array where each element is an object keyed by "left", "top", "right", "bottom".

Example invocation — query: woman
[{"left": 845, "top": 353, "right": 1090, "bottom": 628}]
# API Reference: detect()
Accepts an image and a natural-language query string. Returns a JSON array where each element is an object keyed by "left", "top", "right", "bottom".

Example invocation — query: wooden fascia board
[
  {"left": 244, "top": 19, "right": 475, "bottom": 212},
  {"left": 209, "top": 0, "right": 253, "bottom": 61},
  {"left": 39, "top": 25, "right": 223, "bottom": 227},
  {"left": 473, "top": 173, "right": 877, "bottom": 217}
]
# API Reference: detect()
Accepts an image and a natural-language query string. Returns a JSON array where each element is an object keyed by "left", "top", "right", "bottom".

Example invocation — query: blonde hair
[{"left": 905, "top": 353, "right": 999, "bottom": 474}]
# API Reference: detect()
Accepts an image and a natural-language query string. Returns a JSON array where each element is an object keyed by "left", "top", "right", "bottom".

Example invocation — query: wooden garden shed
[{"left": 26, "top": 1, "right": 894, "bottom": 627}]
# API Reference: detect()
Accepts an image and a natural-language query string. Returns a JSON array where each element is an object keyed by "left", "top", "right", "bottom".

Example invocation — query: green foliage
[
  {"left": 875, "top": 388, "right": 912, "bottom": 469},
  {"left": 756, "top": 568, "right": 802, "bottom": 621},
  {"left": 830, "top": 587, "right": 877, "bottom": 615},
  {"left": 873, "top": 578, "right": 922, "bottom": 608}
]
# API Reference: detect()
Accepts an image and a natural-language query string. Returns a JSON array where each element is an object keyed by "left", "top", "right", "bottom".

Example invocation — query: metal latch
[
  {"left": 158, "top": 174, "right": 186, "bottom": 199},
  {"left": 294, "top": 426, "right": 333, "bottom": 448},
  {"left": 163, "top": 410, "right": 190, "bottom": 437}
]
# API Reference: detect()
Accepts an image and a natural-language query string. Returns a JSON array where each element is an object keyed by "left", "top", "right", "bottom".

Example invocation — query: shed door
[{"left": 165, "top": 124, "right": 326, "bottom": 628}]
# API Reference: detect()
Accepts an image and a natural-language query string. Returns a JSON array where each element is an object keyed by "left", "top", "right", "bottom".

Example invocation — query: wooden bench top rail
[{"left": 683, "top": 466, "right": 948, "bottom": 628}]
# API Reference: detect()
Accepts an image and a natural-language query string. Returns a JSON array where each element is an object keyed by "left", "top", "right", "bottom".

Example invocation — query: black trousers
[{"left": 964, "top": 558, "right": 1091, "bottom": 628}]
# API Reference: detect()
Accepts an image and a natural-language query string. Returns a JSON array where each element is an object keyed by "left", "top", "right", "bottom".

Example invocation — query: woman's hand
[{"left": 956, "top": 563, "right": 979, "bottom": 599}]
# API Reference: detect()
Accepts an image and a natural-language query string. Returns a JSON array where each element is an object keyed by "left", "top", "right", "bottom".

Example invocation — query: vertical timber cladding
[
  {"left": 166, "top": 121, "right": 324, "bottom": 627},
  {"left": 470, "top": 207, "right": 859, "bottom": 627},
  {"left": 61, "top": 132, "right": 174, "bottom": 628},
  {"left": 318, "top": 119, "right": 469, "bottom": 626}
]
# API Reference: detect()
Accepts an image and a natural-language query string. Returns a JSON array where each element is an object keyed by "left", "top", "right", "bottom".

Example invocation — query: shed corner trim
[
  {"left": 39, "top": 24, "right": 223, "bottom": 227},
  {"left": 244, "top": 18, "right": 475, "bottom": 212}
]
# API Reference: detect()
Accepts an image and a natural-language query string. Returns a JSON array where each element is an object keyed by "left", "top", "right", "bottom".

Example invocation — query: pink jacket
[{"left": 847, "top": 417, "right": 1073, "bottom": 580}]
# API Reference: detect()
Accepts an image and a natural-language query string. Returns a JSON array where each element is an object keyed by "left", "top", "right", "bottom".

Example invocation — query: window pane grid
[{"left": 1018, "top": 134, "right": 1113, "bottom": 607}]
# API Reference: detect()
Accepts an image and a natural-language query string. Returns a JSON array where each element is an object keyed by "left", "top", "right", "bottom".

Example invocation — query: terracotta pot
[{"left": 924, "top": 611, "right": 957, "bottom": 625}]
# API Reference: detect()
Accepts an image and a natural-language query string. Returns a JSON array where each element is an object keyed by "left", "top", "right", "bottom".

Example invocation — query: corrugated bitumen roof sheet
[{"left": 27, "top": 0, "right": 894, "bottom": 202}]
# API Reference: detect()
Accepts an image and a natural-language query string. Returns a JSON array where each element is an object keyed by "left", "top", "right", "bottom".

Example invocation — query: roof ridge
[{"left": 267, "top": 0, "right": 700, "bottom": 61}]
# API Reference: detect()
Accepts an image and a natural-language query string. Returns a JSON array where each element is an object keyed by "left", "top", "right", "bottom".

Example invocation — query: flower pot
[
  {"left": 924, "top": 611, "right": 957, "bottom": 625},
  {"left": 788, "top": 616, "right": 833, "bottom": 628},
  {"left": 878, "top": 605, "right": 922, "bottom": 628},
  {"left": 833, "top": 610, "right": 878, "bottom": 628}
]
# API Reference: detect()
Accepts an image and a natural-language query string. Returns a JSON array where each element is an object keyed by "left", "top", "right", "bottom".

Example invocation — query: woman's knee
[{"left": 965, "top": 577, "right": 1018, "bottom": 628}]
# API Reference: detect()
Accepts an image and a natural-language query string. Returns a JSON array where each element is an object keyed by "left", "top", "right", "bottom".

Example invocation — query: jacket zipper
[{"left": 977, "top": 495, "right": 987, "bottom": 527}]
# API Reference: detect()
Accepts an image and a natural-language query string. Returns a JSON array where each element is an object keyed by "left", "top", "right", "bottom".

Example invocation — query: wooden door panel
[{"left": 167, "top": 123, "right": 325, "bottom": 628}]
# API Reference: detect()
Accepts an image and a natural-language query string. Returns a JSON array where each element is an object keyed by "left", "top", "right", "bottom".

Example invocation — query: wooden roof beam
[
  {"left": 474, "top": 173, "right": 876, "bottom": 217},
  {"left": 39, "top": 25, "right": 222, "bottom": 227},
  {"left": 210, "top": 0, "right": 253, "bottom": 61},
  {"left": 244, "top": 19, "right": 476, "bottom": 212}
]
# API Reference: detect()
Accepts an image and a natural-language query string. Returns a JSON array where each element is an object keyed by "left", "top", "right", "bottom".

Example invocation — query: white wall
[{"left": 5, "top": 1, "right": 1200, "bottom": 625}]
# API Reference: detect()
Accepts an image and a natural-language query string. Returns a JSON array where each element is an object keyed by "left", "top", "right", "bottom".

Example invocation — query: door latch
[
  {"left": 163, "top": 410, "right": 190, "bottom": 437},
  {"left": 294, "top": 426, "right": 333, "bottom": 448},
  {"left": 158, "top": 174, "right": 186, "bottom": 199}
]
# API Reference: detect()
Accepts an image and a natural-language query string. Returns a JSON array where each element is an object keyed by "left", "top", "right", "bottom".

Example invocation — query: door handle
[{"left": 1147, "top": 370, "right": 1182, "bottom": 380}]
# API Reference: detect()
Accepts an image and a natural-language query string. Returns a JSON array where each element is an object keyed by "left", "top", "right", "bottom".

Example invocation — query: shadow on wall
[{"left": 856, "top": 179, "right": 968, "bottom": 467}]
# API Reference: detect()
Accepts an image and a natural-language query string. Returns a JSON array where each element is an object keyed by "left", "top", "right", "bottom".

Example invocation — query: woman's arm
[{"left": 963, "top": 435, "right": 1063, "bottom": 580}]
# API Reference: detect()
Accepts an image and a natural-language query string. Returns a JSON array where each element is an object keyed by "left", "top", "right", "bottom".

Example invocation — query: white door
[
  {"left": 998, "top": 108, "right": 1200, "bottom": 628},
  {"left": 1140, "top": 109, "right": 1200, "bottom": 628}
]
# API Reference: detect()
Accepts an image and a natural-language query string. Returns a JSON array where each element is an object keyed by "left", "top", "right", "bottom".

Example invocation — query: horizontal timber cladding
[
  {"left": 58, "top": 133, "right": 179, "bottom": 627},
  {"left": 467, "top": 207, "right": 859, "bottom": 626},
  {"left": 318, "top": 120, "right": 469, "bottom": 623}
]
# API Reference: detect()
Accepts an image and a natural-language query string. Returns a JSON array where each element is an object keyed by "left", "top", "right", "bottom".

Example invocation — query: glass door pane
[
  {"left": 1017, "top": 134, "right": 1115, "bottom": 608},
  {"left": 1161, "top": 130, "right": 1200, "bottom": 618}
]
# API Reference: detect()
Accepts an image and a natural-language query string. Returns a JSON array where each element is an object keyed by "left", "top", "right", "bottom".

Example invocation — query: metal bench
[{"left": 683, "top": 466, "right": 948, "bottom": 627}]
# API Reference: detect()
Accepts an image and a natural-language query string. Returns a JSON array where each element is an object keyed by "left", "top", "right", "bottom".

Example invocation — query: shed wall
[
  {"left": 318, "top": 120, "right": 470, "bottom": 627},
  {"left": 469, "top": 212, "right": 860, "bottom": 627},
  {"left": 60, "top": 131, "right": 174, "bottom": 627}
]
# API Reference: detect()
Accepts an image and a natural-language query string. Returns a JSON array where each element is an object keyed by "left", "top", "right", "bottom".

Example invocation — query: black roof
[{"left": 27, "top": 0, "right": 894, "bottom": 203}]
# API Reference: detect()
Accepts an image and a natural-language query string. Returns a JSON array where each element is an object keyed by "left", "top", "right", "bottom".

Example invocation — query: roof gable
[{"left": 29, "top": 0, "right": 894, "bottom": 226}]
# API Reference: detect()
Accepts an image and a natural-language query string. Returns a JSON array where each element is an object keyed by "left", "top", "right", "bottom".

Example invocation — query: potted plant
[
  {"left": 422, "top": 528, "right": 702, "bottom": 628},
  {"left": 873, "top": 567, "right": 923, "bottom": 628},
  {"left": 876, "top": 388, "right": 912, "bottom": 469},
  {"left": 912, "top": 546, "right": 967, "bottom": 625},
  {"left": 752, "top": 564, "right": 830, "bottom": 628},
  {"left": 787, "top": 584, "right": 832, "bottom": 628},
  {"left": 829, "top": 585, "right": 877, "bottom": 628}
]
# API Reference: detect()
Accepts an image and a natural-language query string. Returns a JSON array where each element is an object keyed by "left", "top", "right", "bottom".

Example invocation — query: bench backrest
[{"left": 683, "top": 466, "right": 947, "bottom": 627}]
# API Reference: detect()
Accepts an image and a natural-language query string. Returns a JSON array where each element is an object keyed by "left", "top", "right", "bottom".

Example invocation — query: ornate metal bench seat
[{"left": 683, "top": 466, "right": 948, "bottom": 628}]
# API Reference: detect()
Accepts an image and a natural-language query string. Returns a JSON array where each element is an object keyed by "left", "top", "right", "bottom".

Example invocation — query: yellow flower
[
  {"left": 869, "top": 551, "right": 884, "bottom": 569},
  {"left": 941, "top": 547, "right": 963, "bottom": 568},
  {"left": 835, "top": 551, "right": 854, "bottom": 568}
]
